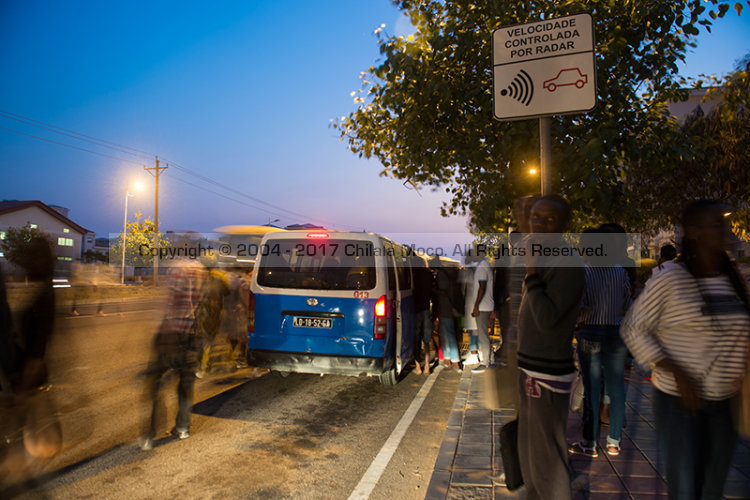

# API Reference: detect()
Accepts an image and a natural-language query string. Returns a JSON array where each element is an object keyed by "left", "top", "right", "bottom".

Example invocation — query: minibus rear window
[{"left": 257, "top": 239, "right": 377, "bottom": 290}]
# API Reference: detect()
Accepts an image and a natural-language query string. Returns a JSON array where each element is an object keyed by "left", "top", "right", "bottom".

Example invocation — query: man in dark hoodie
[{"left": 515, "top": 195, "right": 585, "bottom": 500}]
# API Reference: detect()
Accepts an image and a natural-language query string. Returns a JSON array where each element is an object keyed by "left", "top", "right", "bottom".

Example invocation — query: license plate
[{"left": 293, "top": 316, "right": 333, "bottom": 329}]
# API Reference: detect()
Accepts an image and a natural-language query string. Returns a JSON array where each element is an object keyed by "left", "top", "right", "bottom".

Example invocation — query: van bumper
[{"left": 247, "top": 350, "right": 387, "bottom": 376}]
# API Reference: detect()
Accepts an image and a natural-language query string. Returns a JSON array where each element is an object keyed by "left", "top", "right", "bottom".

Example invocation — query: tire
[{"left": 379, "top": 367, "right": 398, "bottom": 385}]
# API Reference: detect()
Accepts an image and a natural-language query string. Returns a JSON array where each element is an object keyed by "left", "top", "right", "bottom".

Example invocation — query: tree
[
  {"left": 82, "top": 249, "right": 108, "bottom": 264},
  {"left": 625, "top": 52, "right": 750, "bottom": 235},
  {"left": 334, "top": 0, "right": 747, "bottom": 233},
  {"left": 0, "top": 224, "right": 55, "bottom": 272},
  {"left": 109, "top": 211, "right": 171, "bottom": 274}
]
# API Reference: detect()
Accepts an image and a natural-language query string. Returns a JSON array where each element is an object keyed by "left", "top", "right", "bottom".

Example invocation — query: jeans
[
  {"left": 576, "top": 325, "right": 628, "bottom": 446},
  {"left": 468, "top": 331, "right": 478, "bottom": 352},
  {"left": 438, "top": 316, "right": 459, "bottom": 362},
  {"left": 653, "top": 389, "right": 737, "bottom": 500}
]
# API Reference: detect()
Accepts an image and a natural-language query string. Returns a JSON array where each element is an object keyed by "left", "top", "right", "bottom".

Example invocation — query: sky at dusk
[{"left": 1, "top": 1, "right": 749, "bottom": 241}]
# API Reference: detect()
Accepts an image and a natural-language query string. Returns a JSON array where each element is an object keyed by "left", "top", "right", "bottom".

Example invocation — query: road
[{"left": 2, "top": 298, "right": 460, "bottom": 499}]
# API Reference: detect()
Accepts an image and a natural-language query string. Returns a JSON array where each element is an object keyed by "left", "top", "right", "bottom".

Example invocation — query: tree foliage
[
  {"left": 109, "top": 211, "right": 171, "bottom": 271},
  {"left": 626, "top": 53, "right": 750, "bottom": 235},
  {"left": 0, "top": 224, "right": 55, "bottom": 271},
  {"left": 334, "top": 0, "right": 748, "bottom": 233}
]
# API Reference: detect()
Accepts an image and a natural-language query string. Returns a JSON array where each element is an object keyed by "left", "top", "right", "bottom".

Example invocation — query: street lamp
[{"left": 121, "top": 182, "right": 143, "bottom": 285}]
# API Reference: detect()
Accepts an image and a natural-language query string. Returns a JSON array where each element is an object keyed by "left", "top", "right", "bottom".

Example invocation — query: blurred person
[
  {"left": 497, "top": 195, "right": 540, "bottom": 368},
  {"left": 224, "top": 268, "right": 251, "bottom": 369},
  {"left": 568, "top": 228, "right": 632, "bottom": 458},
  {"left": 1, "top": 266, "right": 15, "bottom": 393},
  {"left": 140, "top": 258, "right": 206, "bottom": 450},
  {"left": 597, "top": 222, "right": 638, "bottom": 420},
  {"left": 493, "top": 264, "right": 509, "bottom": 359},
  {"left": 599, "top": 223, "right": 638, "bottom": 296},
  {"left": 0, "top": 237, "right": 61, "bottom": 483},
  {"left": 432, "top": 259, "right": 462, "bottom": 371},
  {"left": 411, "top": 258, "right": 434, "bottom": 374},
  {"left": 196, "top": 267, "right": 229, "bottom": 378},
  {"left": 458, "top": 259, "right": 479, "bottom": 366},
  {"left": 466, "top": 246, "right": 494, "bottom": 373},
  {"left": 511, "top": 195, "right": 585, "bottom": 500},
  {"left": 70, "top": 262, "right": 104, "bottom": 317},
  {"left": 621, "top": 199, "right": 750, "bottom": 500}
]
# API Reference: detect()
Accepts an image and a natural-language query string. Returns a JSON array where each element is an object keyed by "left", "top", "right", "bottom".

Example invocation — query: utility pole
[{"left": 144, "top": 157, "right": 167, "bottom": 285}]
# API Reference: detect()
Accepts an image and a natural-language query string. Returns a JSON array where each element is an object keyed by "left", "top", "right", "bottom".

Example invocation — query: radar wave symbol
[{"left": 501, "top": 69, "right": 534, "bottom": 106}]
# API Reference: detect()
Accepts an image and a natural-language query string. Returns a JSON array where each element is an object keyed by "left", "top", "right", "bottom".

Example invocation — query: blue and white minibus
[{"left": 248, "top": 230, "right": 417, "bottom": 385}]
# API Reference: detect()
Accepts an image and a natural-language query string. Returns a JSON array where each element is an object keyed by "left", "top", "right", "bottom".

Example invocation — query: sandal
[
  {"left": 568, "top": 441, "right": 599, "bottom": 458},
  {"left": 606, "top": 444, "right": 620, "bottom": 456}
]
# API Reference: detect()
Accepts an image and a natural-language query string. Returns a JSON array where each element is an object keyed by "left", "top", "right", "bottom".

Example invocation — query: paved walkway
[{"left": 427, "top": 364, "right": 750, "bottom": 499}]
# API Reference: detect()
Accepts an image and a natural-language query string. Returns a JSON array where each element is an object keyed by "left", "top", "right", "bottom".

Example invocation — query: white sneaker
[{"left": 465, "top": 353, "right": 480, "bottom": 365}]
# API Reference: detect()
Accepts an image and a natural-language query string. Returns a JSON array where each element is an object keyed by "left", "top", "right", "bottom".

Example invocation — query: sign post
[{"left": 492, "top": 13, "right": 596, "bottom": 194}]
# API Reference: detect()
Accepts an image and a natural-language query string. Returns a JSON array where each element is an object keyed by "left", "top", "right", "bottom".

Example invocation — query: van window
[
  {"left": 394, "top": 245, "right": 411, "bottom": 291},
  {"left": 382, "top": 240, "right": 397, "bottom": 292},
  {"left": 257, "top": 239, "right": 376, "bottom": 290}
]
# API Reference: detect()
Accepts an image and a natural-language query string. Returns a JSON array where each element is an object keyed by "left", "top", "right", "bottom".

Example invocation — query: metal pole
[
  {"left": 121, "top": 189, "right": 129, "bottom": 285},
  {"left": 539, "top": 116, "right": 552, "bottom": 195}
]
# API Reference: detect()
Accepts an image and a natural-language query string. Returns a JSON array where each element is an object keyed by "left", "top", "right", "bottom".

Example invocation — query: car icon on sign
[{"left": 543, "top": 68, "right": 588, "bottom": 92}]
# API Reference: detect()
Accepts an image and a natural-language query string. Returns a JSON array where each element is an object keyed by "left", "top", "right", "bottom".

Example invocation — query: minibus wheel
[{"left": 379, "top": 367, "right": 398, "bottom": 385}]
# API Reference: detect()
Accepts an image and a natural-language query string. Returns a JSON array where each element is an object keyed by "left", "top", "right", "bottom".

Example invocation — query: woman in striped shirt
[{"left": 621, "top": 199, "right": 750, "bottom": 499}]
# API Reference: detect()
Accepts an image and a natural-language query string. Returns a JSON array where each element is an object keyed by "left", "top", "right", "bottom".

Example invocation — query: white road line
[{"left": 348, "top": 365, "right": 443, "bottom": 500}]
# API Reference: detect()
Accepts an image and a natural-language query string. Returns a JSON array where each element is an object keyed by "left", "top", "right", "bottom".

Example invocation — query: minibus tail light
[
  {"left": 374, "top": 295, "right": 387, "bottom": 339},
  {"left": 307, "top": 231, "right": 329, "bottom": 239}
]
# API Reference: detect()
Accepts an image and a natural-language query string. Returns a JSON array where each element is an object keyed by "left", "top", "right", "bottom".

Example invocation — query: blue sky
[{"left": 1, "top": 1, "right": 748, "bottom": 239}]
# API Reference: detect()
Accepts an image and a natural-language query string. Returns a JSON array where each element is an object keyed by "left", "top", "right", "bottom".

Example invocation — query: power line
[
  {"left": 0, "top": 125, "right": 146, "bottom": 167},
  {"left": 165, "top": 160, "right": 313, "bottom": 221},
  {"left": 167, "top": 173, "right": 285, "bottom": 217},
  {"left": 0, "top": 112, "right": 361, "bottom": 230},
  {"left": 0, "top": 109, "right": 155, "bottom": 160}
]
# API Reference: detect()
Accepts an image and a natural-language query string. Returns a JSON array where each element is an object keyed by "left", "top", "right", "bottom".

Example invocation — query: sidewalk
[{"left": 426, "top": 364, "right": 750, "bottom": 499}]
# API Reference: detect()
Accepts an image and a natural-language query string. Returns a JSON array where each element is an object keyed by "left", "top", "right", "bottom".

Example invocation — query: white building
[{"left": 0, "top": 200, "right": 91, "bottom": 276}]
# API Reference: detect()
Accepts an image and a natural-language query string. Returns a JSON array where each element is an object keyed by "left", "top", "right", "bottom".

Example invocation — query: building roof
[{"left": 0, "top": 200, "right": 91, "bottom": 235}]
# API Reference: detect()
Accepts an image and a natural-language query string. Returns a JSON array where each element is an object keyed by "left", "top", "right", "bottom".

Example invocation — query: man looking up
[{"left": 515, "top": 195, "right": 585, "bottom": 500}]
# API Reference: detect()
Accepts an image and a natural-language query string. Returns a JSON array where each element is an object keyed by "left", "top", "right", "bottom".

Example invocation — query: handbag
[
  {"left": 570, "top": 371, "right": 584, "bottom": 414},
  {"left": 499, "top": 419, "right": 524, "bottom": 491}
]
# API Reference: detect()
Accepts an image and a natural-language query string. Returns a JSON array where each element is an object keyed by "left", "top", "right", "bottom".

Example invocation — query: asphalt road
[{"left": 2, "top": 299, "right": 460, "bottom": 499}]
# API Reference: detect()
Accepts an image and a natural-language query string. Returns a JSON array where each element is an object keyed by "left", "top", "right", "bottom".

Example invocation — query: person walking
[
  {"left": 621, "top": 199, "right": 750, "bottom": 499},
  {"left": 433, "top": 259, "right": 462, "bottom": 371},
  {"left": 466, "top": 247, "right": 494, "bottom": 373},
  {"left": 223, "top": 268, "right": 252, "bottom": 369},
  {"left": 140, "top": 258, "right": 206, "bottom": 450},
  {"left": 568, "top": 228, "right": 632, "bottom": 458},
  {"left": 513, "top": 195, "right": 585, "bottom": 500},
  {"left": 196, "top": 267, "right": 228, "bottom": 378},
  {"left": 459, "top": 260, "right": 479, "bottom": 366},
  {"left": 411, "top": 257, "right": 434, "bottom": 374}
]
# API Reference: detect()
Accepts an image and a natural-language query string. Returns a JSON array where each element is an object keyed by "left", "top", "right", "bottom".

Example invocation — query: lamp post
[{"left": 121, "top": 182, "right": 143, "bottom": 285}]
